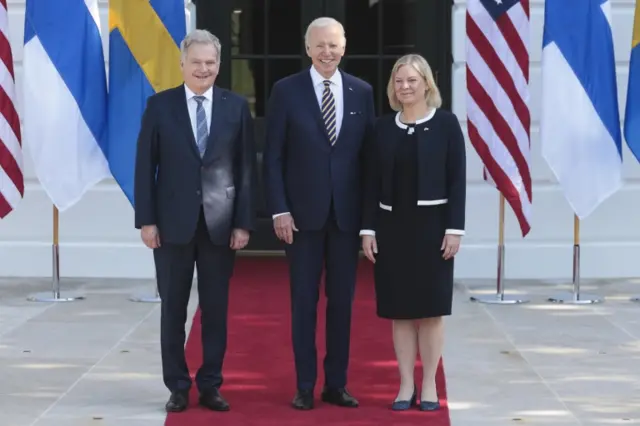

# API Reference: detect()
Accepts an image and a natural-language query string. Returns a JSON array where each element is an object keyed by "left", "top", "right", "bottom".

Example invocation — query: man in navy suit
[
  {"left": 263, "top": 17, "right": 375, "bottom": 410},
  {"left": 135, "top": 29, "right": 256, "bottom": 413}
]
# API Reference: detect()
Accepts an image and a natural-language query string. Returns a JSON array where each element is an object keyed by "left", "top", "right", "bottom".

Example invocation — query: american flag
[
  {"left": 466, "top": 0, "right": 532, "bottom": 236},
  {"left": 0, "top": 0, "right": 22, "bottom": 219}
]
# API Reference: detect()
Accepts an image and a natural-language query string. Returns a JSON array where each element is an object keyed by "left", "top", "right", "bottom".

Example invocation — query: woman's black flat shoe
[
  {"left": 419, "top": 400, "right": 441, "bottom": 411},
  {"left": 391, "top": 387, "right": 417, "bottom": 411}
]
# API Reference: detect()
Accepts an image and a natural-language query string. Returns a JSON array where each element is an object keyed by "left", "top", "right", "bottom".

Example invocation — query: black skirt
[{"left": 373, "top": 125, "right": 454, "bottom": 320}]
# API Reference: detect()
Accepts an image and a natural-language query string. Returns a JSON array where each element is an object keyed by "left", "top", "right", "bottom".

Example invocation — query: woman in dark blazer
[{"left": 360, "top": 54, "right": 466, "bottom": 412}]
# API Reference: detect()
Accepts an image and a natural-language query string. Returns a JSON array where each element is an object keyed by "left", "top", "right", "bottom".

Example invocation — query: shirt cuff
[
  {"left": 359, "top": 229, "right": 376, "bottom": 236},
  {"left": 272, "top": 212, "right": 290, "bottom": 219},
  {"left": 445, "top": 229, "right": 465, "bottom": 236}
]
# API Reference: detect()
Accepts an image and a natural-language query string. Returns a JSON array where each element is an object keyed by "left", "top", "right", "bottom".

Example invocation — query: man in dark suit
[
  {"left": 134, "top": 29, "right": 256, "bottom": 413},
  {"left": 263, "top": 17, "right": 376, "bottom": 410}
]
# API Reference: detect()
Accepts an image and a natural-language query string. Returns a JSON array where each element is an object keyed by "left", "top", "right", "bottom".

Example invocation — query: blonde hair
[{"left": 387, "top": 54, "right": 442, "bottom": 112}]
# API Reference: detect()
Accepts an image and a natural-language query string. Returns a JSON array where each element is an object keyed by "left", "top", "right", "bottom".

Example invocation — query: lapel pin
[
  {"left": 424, "top": 127, "right": 429, "bottom": 131},
  {"left": 348, "top": 87, "right": 354, "bottom": 91}
]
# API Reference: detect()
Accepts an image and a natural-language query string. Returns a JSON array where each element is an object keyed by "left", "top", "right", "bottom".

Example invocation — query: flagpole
[
  {"left": 470, "top": 193, "right": 528, "bottom": 305},
  {"left": 548, "top": 214, "right": 603, "bottom": 304},
  {"left": 27, "top": 206, "right": 85, "bottom": 302}
]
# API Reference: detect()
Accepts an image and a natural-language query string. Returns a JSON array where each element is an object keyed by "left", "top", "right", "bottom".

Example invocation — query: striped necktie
[
  {"left": 321, "top": 80, "right": 337, "bottom": 146},
  {"left": 194, "top": 95, "right": 208, "bottom": 157}
]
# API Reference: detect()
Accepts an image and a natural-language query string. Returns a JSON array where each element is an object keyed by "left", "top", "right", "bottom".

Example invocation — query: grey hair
[
  {"left": 180, "top": 29, "right": 221, "bottom": 62},
  {"left": 304, "top": 17, "right": 346, "bottom": 48}
]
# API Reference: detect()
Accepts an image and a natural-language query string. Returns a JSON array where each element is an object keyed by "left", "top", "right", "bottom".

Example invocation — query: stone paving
[{"left": 1, "top": 272, "right": 639, "bottom": 425}]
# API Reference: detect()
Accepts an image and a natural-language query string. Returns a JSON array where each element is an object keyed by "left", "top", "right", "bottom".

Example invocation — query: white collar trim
[{"left": 395, "top": 108, "right": 436, "bottom": 129}]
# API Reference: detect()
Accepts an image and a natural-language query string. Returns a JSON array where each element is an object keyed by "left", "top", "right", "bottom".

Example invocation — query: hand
[
  {"left": 362, "top": 235, "right": 378, "bottom": 263},
  {"left": 273, "top": 213, "right": 298, "bottom": 244},
  {"left": 230, "top": 228, "right": 250, "bottom": 250},
  {"left": 141, "top": 225, "right": 161, "bottom": 249},
  {"left": 441, "top": 234, "right": 461, "bottom": 260}
]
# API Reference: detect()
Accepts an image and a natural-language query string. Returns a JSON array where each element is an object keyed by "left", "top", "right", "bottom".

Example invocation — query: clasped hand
[
  {"left": 229, "top": 228, "right": 250, "bottom": 250},
  {"left": 273, "top": 213, "right": 298, "bottom": 244},
  {"left": 441, "top": 234, "right": 461, "bottom": 260},
  {"left": 362, "top": 235, "right": 377, "bottom": 263},
  {"left": 141, "top": 225, "right": 160, "bottom": 249}
]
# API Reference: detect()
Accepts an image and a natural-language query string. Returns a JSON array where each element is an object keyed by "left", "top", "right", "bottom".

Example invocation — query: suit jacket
[
  {"left": 134, "top": 84, "right": 257, "bottom": 245},
  {"left": 263, "top": 68, "right": 375, "bottom": 232},
  {"left": 361, "top": 109, "right": 466, "bottom": 235}
]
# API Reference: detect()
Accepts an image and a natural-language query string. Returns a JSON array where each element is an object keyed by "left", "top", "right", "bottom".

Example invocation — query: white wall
[{"left": 1, "top": 0, "right": 639, "bottom": 281}]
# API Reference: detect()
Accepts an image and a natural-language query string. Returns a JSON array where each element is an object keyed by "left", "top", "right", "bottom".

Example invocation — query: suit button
[{"left": 196, "top": 190, "right": 201, "bottom": 196}]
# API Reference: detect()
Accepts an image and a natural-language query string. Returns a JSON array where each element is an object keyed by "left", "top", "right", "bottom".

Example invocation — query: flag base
[
  {"left": 468, "top": 232, "right": 529, "bottom": 305},
  {"left": 27, "top": 291, "right": 85, "bottom": 302},
  {"left": 470, "top": 294, "right": 529, "bottom": 304},
  {"left": 547, "top": 292, "right": 603, "bottom": 304},
  {"left": 129, "top": 291, "right": 161, "bottom": 303}
]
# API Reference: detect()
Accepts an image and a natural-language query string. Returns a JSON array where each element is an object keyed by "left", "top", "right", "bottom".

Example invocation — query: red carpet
[{"left": 165, "top": 257, "right": 451, "bottom": 425}]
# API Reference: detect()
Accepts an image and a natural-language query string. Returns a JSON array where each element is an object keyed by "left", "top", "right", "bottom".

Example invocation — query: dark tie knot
[
  {"left": 323, "top": 80, "right": 331, "bottom": 88},
  {"left": 194, "top": 95, "right": 206, "bottom": 105}
]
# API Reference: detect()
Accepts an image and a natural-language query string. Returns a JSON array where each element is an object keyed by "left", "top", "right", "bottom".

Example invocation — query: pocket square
[{"left": 349, "top": 111, "right": 362, "bottom": 115}]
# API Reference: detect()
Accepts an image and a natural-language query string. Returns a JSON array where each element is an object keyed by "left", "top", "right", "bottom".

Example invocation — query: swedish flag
[
  {"left": 106, "top": 0, "right": 186, "bottom": 205},
  {"left": 625, "top": 0, "right": 640, "bottom": 161}
]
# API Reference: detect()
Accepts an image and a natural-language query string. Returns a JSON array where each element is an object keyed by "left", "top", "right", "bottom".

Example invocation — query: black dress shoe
[
  {"left": 292, "top": 389, "right": 314, "bottom": 410},
  {"left": 321, "top": 387, "right": 359, "bottom": 407},
  {"left": 199, "top": 388, "right": 230, "bottom": 411},
  {"left": 165, "top": 391, "right": 189, "bottom": 412}
]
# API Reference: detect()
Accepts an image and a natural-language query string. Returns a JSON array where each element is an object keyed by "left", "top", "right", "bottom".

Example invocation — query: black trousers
[
  {"left": 285, "top": 211, "right": 360, "bottom": 391},
  {"left": 154, "top": 208, "right": 235, "bottom": 393}
]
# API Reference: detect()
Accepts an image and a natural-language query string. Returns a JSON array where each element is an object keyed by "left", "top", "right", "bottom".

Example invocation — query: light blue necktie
[{"left": 193, "top": 95, "right": 208, "bottom": 157}]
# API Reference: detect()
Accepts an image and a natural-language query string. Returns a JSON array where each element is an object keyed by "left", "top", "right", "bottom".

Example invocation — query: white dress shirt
[
  {"left": 184, "top": 84, "right": 213, "bottom": 140},
  {"left": 272, "top": 66, "right": 344, "bottom": 219}
]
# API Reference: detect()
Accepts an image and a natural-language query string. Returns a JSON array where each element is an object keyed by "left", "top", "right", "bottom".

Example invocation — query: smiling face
[
  {"left": 181, "top": 42, "right": 219, "bottom": 95},
  {"left": 306, "top": 23, "right": 345, "bottom": 79},
  {"left": 393, "top": 64, "right": 426, "bottom": 108}
]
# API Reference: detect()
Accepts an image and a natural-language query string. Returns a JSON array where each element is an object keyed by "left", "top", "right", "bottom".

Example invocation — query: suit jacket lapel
[
  {"left": 338, "top": 72, "right": 355, "bottom": 145},
  {"left": 172, "top": 85, "right": 201, "bottom": 160},
  {"left": 301, "top": 72, "right": 331, "bottom": 143},
  {"left": 202, "top": 86, "right": 224, "bottom": 163}
]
